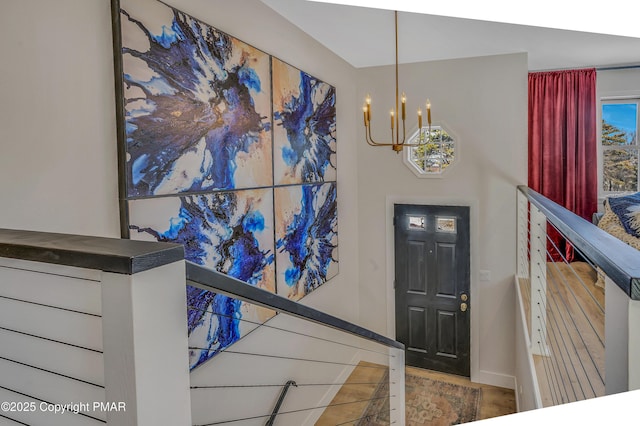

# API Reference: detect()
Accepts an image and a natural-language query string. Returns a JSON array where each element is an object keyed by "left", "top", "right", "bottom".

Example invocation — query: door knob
[
  {"left": 460, "top": 302, "right": 468, "bottom": 312},
  {"left": 461, "top": 293, "right": 468, "bottom": 302}
]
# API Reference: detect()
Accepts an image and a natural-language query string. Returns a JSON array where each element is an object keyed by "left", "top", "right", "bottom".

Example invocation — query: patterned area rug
[{"left": 357, "top": 371, "right": 482, "bottom": 425}]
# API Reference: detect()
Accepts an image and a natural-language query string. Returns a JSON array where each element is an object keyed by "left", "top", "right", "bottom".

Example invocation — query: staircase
[{"left": 0, "top": 228, "right": 405, "bottom": 426}]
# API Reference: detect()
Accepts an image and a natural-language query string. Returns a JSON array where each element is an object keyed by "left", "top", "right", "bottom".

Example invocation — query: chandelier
[{"left": 363, "top": 11, "right": 432, "bottom": 153}]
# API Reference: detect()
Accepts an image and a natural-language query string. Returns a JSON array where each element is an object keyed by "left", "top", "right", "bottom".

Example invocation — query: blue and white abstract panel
[
  {"left": 275, "top": 183, "right": 339, "bottom": 300},
  {"left": 273, "top": 58, "right": 337, "bottom": 185},
  {"left": 127, "top": 189, "right": 276, "bottom": 369},
  {"left": 120, "top": 0, "right": 272, "bottom": 197}
]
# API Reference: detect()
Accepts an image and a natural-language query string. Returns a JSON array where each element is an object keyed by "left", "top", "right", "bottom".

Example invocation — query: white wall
[
  {"left": 0, "top": 0, "right": 120, "bottom": 237},
  {"left": 597, "top": 68, "right": 640, "bottom": 97},
  {"left": 356, "top": 53, "right": 528, "bottom": 387}
]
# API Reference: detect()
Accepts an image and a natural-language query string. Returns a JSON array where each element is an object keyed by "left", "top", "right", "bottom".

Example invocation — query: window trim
[
  {"left": 402, "top": 122, "right": 459, "bottom": 179},
  {"left": 600, "top": 97, "right": 640, "bottom": 196}
]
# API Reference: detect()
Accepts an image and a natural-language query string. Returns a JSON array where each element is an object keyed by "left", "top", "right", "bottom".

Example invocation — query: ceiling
[{"left": 261, "top": 0, "right": 640, "bottom": 71}]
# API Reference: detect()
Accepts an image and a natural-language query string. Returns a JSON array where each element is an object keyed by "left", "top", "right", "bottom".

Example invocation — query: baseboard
[{"left": 471, "top": 369, "right": 516, "bottom": 390}]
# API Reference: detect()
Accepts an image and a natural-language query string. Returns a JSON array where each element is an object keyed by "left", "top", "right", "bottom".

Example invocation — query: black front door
[{"left": 394, "top": 204, "right": 471, "bottom": 376}]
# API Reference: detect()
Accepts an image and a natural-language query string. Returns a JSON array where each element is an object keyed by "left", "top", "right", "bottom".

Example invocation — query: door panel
[
  {"left": 408, "top": 307, "right": 428, "bottom": 353},
  {"left": 437, "top": 310, "right": 457, "bottom": 357},
  {"left": 407, "top": 241, "right": 427, "bottom": 294},
  {"left": 436, "top": 243, "right": 457, "bottom": 297},
  {"left": 394, "top": 204, "right": 470, "bottom": 376}
]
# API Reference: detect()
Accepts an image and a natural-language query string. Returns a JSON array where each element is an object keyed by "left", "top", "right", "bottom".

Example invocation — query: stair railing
[
  {"left": 515, "top": 186, "right": 640, "bottom": 411},
  {"left": 186, "top": 262, "right": 406, "bottom": 426},
  {"left": 0, "top": 228, "right": 406, "bottom": 425},
  {"left": 265, "top": 380, "right": 297, "bottom": 426},
  {"left": 0, "top": 228, "right": 191, "bottom": 425}
]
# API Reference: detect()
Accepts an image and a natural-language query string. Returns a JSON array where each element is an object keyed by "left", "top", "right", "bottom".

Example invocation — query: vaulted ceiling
[{"left": 261, "top": 0, "right": 640, "bottom": 71}]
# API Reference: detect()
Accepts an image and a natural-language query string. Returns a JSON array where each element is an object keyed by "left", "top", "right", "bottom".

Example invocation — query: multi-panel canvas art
[
  {"left": 275, "top": 183, "right": 339, "bottom": 301},
  {"left": 121, "top": 0, "right": 272, "bottom": 197},
  {"left": 114, "top": 0, "right": 338, "bottom": 369},
  {"left": 273, "top": 58, "right": 337, "bottom": 184},
  {"left": 128, "top": 190, "right": 275, "bottom": 368}
]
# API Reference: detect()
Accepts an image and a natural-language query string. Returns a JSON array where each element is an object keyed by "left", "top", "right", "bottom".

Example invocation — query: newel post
[
  {"left": 389, "top": 347, "right": 406, "bottom": 425},
  {"left": 605, "top": 276, "right": 640, "bottom": 395},
  {"left": 101, "top": 260, "right": 192, "bottom": 425}
]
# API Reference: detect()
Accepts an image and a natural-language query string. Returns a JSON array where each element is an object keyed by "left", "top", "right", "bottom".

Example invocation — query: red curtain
[{"left": 528, "top": 69, "right": 598, "bottom": 262}]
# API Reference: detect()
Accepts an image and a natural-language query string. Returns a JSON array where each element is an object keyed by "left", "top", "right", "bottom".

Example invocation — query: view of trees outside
[
  {"left": 602, "top": 103, "right": 638, "bottom": 192},
  {"left": 409, "top": 126, "right": 455, "bottom": 174}
]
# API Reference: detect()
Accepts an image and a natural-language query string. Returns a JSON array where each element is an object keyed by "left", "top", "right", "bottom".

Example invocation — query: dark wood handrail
[
  {"left": 186, "top": 261, "right": 405, "bottom": 350},
  {"left": 0, "top": 228, "right": 183, "bottom": 275},
  {"left": 518, "top": 185, "right": 640, "bottom": 299}
]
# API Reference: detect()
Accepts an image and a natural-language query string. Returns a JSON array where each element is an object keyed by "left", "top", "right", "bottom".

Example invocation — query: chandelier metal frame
[{"left": 363, "top": 11, "right": 432, "bottom": 153}]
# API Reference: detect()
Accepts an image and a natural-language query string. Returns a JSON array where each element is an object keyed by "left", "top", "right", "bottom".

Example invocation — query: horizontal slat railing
[
  {"left": 0, "top": 228, "right": 191, "bottom": 425},
  {"left": 0, "top": 259, "right": 106, "bottom": 426}
]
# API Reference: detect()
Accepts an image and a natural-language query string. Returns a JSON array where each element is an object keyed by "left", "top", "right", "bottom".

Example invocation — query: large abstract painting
[
  {"left": 275, "top": 183, "right": 339, "bottom": 300},
  {"left": 114, "top": 0, "right": 338, "bottom": 370},
  {"left": 120, "top": 0, "right": 272, "bottom": 197},
  {"left": 127, "top": 190, "right": 275, "bottom": 367},
  {"left": 273, "top": 58, "right": 337, "bottom": 184}
]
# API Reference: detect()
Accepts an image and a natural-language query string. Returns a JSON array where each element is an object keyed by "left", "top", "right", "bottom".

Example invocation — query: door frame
[{"left": 385, "top": 194, "right": 480, "bottom": 381}]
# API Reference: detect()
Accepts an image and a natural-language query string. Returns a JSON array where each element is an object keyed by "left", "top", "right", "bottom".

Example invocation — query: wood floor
[
  {"left": 316, "top": 361, "right": 387, "bottom": 425},
  {"left": 520, "top": 261, "right": 605, "bottom": 407},
  {"left": 316, "top": 362, "right": 516, "bottom": 425}
]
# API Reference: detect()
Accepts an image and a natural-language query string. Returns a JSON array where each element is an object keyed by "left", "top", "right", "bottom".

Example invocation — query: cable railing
[
  {"left": 515, "top": 186, "right": 640, "bottom": 409},
  {"left": 186, "top": 262, "right": 405, "bottom": 426},
  {"left": 521, "top": 224, "right": 604, "bottom": 405}
]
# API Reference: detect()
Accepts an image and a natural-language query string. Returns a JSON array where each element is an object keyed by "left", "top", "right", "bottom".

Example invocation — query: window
[
  {"left": 436, "top": 217, "right": 456, "bottom": 233},
  {"left": 404, "top": 125, "right": 457, "bottom": 177},
  {"left": 408, "top": 216, "right": 426, "bottom": 230},
  {"left": 601, "top": 100, "right": 639, "bottom": 193}
]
